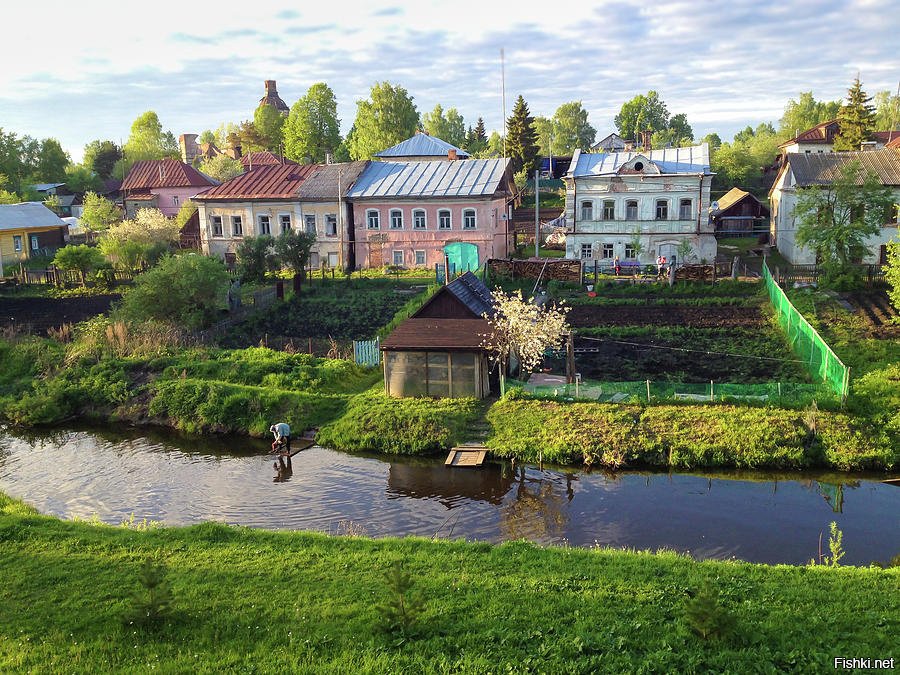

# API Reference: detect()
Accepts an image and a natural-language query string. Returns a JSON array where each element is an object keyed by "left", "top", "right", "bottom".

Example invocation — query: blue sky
[{"left": 1, "top": 0, "right": 898, "bottom": 161}]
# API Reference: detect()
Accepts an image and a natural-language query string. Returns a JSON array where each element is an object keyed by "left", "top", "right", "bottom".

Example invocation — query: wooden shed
[{"left": 710, "top": 187, "right": 770, "bottom": 236}]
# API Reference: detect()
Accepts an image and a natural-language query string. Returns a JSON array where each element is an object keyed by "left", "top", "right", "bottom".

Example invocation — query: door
[{"left": 443, "top": 242, "right": 479, "bottom": 275}]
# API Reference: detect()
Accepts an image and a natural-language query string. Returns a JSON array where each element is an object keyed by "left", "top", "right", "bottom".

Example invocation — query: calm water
[{"left": 0, "top": 426, "right": 897, "bottom": 565}]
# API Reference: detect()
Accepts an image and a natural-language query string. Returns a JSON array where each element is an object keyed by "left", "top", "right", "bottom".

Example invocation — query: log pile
[
  {"left": 674, "top": 264, "right": 715, "bottom": 282},
  {"left": 488, "top": 258, "right": 581, "bottom": 283}
]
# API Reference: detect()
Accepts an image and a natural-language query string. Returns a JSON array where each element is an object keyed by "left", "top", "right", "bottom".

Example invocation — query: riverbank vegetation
[{"left": 0, "top": 492, "right": 896, "bottom": 673}]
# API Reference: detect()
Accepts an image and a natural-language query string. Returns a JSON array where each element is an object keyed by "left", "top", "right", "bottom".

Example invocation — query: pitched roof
[
  {"left": 296, "top": 161, "right": 369, "bottom": 201},
  {"left": 347, "top": 158, "right": 511, "bottom": 199},
  {"left": 240, "top": 151, "right": 296, "bottom": 169},
  {"left": 192, "top": 163, "right": 318, "bottom": 200},
  {"left": 569, "top": 144, "right": 710, "bottom": 177},
  {"left": 30, "top": 183, "right": 66, "bottom": 192},
  {"left": 380, "top": 318, "right": 492, "bottom": 351},
  {"left": 714, "top": 187, "right": 751, "bottom": 212},
  {"left": 0, "top": 202, "right": 66, "bottom": 232},
  {"left": 413, "top": 271, "right": 495, "bottom": 319},
  {"left": 780, "top": 120, "right": 840, "bottom": 147},
  {"left": 886, "top": 136, "right": 900, "bottom": 149},
  {"left": 786, "top": 148, "right": 900, "bottom": 186},
  {"left": 873, "top": 131, "right": 900, "bottom": 145},
  {"left": 121, "top": 159, "right": 217, "bottom": 191},
  {"left": 375, "top": 133, "right": 469, "bottom": 158}
]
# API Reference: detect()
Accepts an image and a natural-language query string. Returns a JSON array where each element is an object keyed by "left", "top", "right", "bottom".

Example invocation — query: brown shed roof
[
  {"left": 381, "top": 318, "right": 493, "bottom": 351},
  {"left": 193, "top": 163, "right": 318, "bottom": 200},
  {"left": 121, "top": 159, "right": 217, "bottom": 191},
  {"left": 296, "top": 161, "right": 369, "bottom": 201},
  {"left": 787, "top": 148, "right": 900, "bottom": 186}
]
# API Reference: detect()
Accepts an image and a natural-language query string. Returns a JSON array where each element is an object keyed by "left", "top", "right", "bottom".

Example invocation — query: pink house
[
  {"left": 347, "top": 158, "right": 514, "bottom": 270},
  {"left": 121, "top": 159, "right": 217, "bottom": 217}
]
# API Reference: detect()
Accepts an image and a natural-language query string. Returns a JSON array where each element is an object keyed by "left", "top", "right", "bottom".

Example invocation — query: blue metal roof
[
  {"left": 375, "top": 134, "right": 469, "bottom": 158},
  {"left": 346, "top": 158, "right": 510, "bottom": 199},
  {"left": 569, "top": 144, "right": 711, "bottom": 177}
]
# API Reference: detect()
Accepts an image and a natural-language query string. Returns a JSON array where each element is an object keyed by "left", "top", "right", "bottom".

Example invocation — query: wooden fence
[
  {"left": 487, "top": 258, "right": 582, "bottom": 283},
  {"left": 773, "top": 264, "right": 886, "bottom": 287},
  {"left": 353, "top": 338, "right": 381, "bottom": 366},
  {"left": 17, "top": 266, "right": 135, "bottom": 286}
]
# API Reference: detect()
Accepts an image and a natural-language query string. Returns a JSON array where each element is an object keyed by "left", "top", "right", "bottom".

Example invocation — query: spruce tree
[
  {"left": 833, "top": 76, "right": 875, "bottom": 151},
  {"left": 506, "top": 96, "right": 540, "bottom": 174},
  {"left": 474, "top": 117, "right": 487, "bottom": 145}
]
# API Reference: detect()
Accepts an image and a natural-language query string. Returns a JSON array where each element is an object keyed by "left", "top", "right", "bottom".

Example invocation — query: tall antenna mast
[
  {"left": 501, "top": 48, "right": 507, "bottom": 157},
  {"left": 890, "top": 80, "right": 900, "bottom": 144}
]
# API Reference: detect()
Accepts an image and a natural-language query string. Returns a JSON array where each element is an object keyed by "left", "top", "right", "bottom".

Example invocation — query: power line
[{"left": 574, "top": 335, "right": 809, "bottom": 364}]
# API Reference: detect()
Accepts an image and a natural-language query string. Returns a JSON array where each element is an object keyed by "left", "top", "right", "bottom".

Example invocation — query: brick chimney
[
  {"left": 265, "top": 80, "right": 277, "bottom": 95},
  {"left": 448, "top": 149, "right": 458, "bottom": 160}
]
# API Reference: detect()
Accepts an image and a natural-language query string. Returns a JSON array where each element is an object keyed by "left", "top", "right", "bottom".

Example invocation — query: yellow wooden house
[{"left": 0, "top": 202, "right": 68, "bottom": 274}]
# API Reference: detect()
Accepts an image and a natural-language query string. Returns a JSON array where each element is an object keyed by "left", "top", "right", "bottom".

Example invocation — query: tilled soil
[
  {"left": 568, "top": 304, "right": 765, "bottom": 329},
  {"left": 0, "top": 295, "right": 119, "bottom": 335},
  {"left": 846, "top": 290, "right": 899, "bottom": 337}
]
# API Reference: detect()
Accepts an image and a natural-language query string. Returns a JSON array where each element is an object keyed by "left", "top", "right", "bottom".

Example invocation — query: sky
[{"left": 1, "top": 0, "right": 898, "bottom": 162}]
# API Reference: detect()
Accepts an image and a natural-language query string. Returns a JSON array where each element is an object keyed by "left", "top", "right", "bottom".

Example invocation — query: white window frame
[
  {"left": 625, "top": 200, "right": 638, "bottom": 221},
  {"left": 580, "top": 200, "right": 593, "bottom": 221},
  {"left": 602, "top": 200, "right": 615, "bottom": 220},
  {"left": 279, "top": 213, "right": 292, "bottom": 233},
  {"left": 304, "top": 214, "right": 316, "bottom": 235},
  {"left": 392, "top": 250, "right": 404, "bottom": 266},
  {"left": 173, "top": 195, "right": 179, "bottom": 206},
  {"left": 367, "top": 209, "right": 380, "bottom": 230},
  {"left": 413, "top": 209, "right": 426, "bottom": 230},
  {"left": 625, "top": 243, "right": 637, "bottom": 259},
  {"left": 602, "top": 243, "right": 614, "bottom": 259},
  {"left": 258, "top": 214, "right": 271, "bottom": 235},
  {"left": 231, "top": 215, "right": 243, "bottom": 237},
  {"left": 211, "top": 215, "right": 223, "bottom": 237},
  {"left": 325, "top": 214, "right": 338, "bottom": 237},
  {"left": 13, "top": 235, "right": 23, "bottom": 252},
  {"left": 655, "top": 200, "right": 668, "bottom": 221},
  {"left": 580, "top": 243, "right": 593, "bottom": 260},
  {"left": 679, "top": 199, "right": 693, "bottom": 220},
  {"left": 438, "top": 209, "right": 451, "bottom": 230},
  {"left": 327, "top": 251, "right": 338, "bottom": 268},
  {"left": 462, "top": 209, "right": 476, "bottom": 230},
  {"left": 389, "top": 209, "right": 403, "bottom": 230},
  {"left": 30, "top": 235, "right": 39, "bottom": 252},
  {"left": 414, "top": 249, "right": 426, "bottom": 265}
]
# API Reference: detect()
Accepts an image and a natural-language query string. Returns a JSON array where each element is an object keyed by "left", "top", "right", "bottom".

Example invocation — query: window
[
  {"left": 602, "top": 243, "right": 614, "bottom": 259},
  {"left": 602, "top": 200, "right": 615, "bottom": 220},
  {"left": 231, "top": 215, "right": 243, "bottom": 237},
  {"left": 626, "top": 200, "right": 638, "bottom": 220},
  {"left": 258, "top": 214, "right": 271, "bottom": 235},
  {"left": 580, "top": 200, "right": 593, "bottom": 221},
  {"left": 211, "top": 215, "right": 223, "bottom": 237},
  {"left": 325, "top": 214, "right": 337, "bottom": 236},
  {"left": 625, "top": 243, "right": 637, "bottom": 259},
  {"left": 390, "top": 209, "right": 403, "bottom": 229},
  {"left": 413, "top": 209, "right": 426, "bottom": 230},
  {"left": 30, "top": 235, "right": 39, "bottom": 252},
  {"left": 367, "top": 209, "right": 380, "bottom": 230},
  {"left": 305, "top": 214, "right": 316, "bottom": 235},
  {"left": 392, "top": 250, "right": 404, "bottom": 266},
  {"left": 13, "top": 235, "right": 22, "bottom": 252},
  {"left": 327, "top": 252, "right": 338, "bottom": 268},
  {"left": 438, "top": 209, "right": 451, "bottom": 230},
  {"left": 463, "top": 209, "right": 476, "bottom": 229},
  {"left": 679, "top": 199, "right": 692, "bottom": 220},
  {"left": 279, "top": 214, "right": 292, "bottom": 233},
  {"left": 655, "top": 200, "right": 668, "bottom": 220},
  {"left": 414, "top": 250, "right": 426, "bottom": 265},
  {"left": 173, "top": 195, "right": 179, "bottom": 206},
  {"left": 580, "top": 243, "right": 593, "bottom": 259}
]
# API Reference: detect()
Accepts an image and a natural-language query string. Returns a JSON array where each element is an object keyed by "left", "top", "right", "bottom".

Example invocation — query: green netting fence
[
  {"left": 761, "top": 261, "right": 849, "bottom": 400},
  {"left": 508, "top": 378, "right": 834, "bottom": 407}
]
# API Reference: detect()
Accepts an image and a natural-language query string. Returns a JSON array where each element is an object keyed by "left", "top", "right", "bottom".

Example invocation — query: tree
[
  {"left": 481, "top": 288, "right": 570, "bottom": 382},
  {"left": 700, "top": 133, "right": 722, "bottom": 156},
  {"left": 874, "top": 90, "right": 900, "bottom": 131},
  {"left": 116, "top": 254, "right": 230, "bottom": 329},
  {"left": 254, "top": 103, "right": 286, "bottom": 152},
  {"left": 80, "top": 192, "right": 123, "bottom": 237},
  {"left": 32, "top": 139, "right": 69, "bottom": 183},
  {"left": 236, "top": 235, "right": 276, "bottom": 283},
  {"left": 464, "top": 117, "right": 488, "bottom": 154},
  {"left": 83, "top": 140, "right": 121, "bottom": 179},
  {"left": 653, "top": 112, "right": 693, "bottom": 148},
  {"left": 347, "top": 82, "right": 419, "bottom": 160},
  {"left": 779, "top": 92, "right": 841, "bottom": 138},
  {"left": 284, "top": 82, "right": 342, "bottom": 164},
  {"left": 52, "top": 244, "right": 107, "bottom": 286},
  {"left": 124, "top": 112, "right": 178, "bottom": 162},
  {"left": 833, "top": 77, "right": 875, "bottom": 151},
  {"left": 711, "top": 124, "right": 780, "bottom": 195},
  {"left": 43, "top": 194, "right": 61, "bottom": 215},
  {"left": 533, "top": 116, "right": 554, "bottom": 156},
  {"left": 552, "top": 101, "right": 596, "bottom": 154},
  {"left": 198, "top": 154, "right": 243, "bottom": 182},
  {"left": 885, "top": 238, "right": 900, "bottom": 316},
  {"left": 421, "top": 104, "right": 466, "bottom": 147},
  {"left": 198, "top": 130, "right": 216, "bottom": 145},
  {"left": 273, "top": 229, "right": 317, "bottom": 277},
  {"left": 212, "top": 122, "right": 241, "bottom": 150},
  {"left": 98, "top": 208, "right": 180, "bottom": 272},
  {"left": 615, "top": 91, "right": 669, "bottom": 142},
  {"left": 237, "top": 120, "right": 268, "bottom": 155},
  {"left": 795, "top": 160, "right": 894, "bottom": 285},
  {"left": 174, "top": 199, "right": 198, "bottom": 231},
  {"left": 64, "top": 164, "right": 103, "bottom": 193},
  {"left": 506, "top": 95, "right": 540, "bottom": 174}
]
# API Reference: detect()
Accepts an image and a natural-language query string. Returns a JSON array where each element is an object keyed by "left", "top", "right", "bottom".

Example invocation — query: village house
[
  {"left": 710, "top": 187, "right": 770, "bottom": 236},
  {"left": 374, "top": 133, "right": 469, "bottom": 162},
  {"left": 563, "top": 144, "right": 715, "bottom": 265},
  {"left": 590, "top": 132, "right": 632, "bottom": 152},
  {"left": 381, "top": 271, "right": 495, "bottom": 398},
  {"left": 769, "top": 148, "right": 900, "bottom": 265},
  {"left": 0, "top": 202, "right": 68, "bottom": 271},
  {"left": 121, "top": 159, "right": 217, "bottom": 218},
  {"left": 347, "top": 157, "right": 514, "bottom": 271},
  {"left": 778, "top": 120, "right": 900, "bottom": 156}
]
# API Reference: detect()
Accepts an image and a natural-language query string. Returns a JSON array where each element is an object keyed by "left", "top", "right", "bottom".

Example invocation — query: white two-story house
[{"left": 563, "top": 144, "right": 715, "bottom": 266}]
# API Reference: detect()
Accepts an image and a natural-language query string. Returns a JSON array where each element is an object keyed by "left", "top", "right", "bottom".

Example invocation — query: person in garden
[
  {"left": 270, "top": 422, "right": 291, "bottom": 454},
  {"left": 614, "top": 255, "right": 621, "bottom": 276}
]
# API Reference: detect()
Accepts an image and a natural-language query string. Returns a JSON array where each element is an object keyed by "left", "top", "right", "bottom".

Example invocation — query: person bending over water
[{"left": 270, "top": 422, "right": 291, "bottom": 453}]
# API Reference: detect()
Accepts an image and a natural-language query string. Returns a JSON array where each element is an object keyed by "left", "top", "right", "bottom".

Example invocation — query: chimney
[
  {"left": 325, "top": 152, "right": 333, "bottom": 165},
  {"left": 265, "top": 80, "right": 277, "bottom": 95},
  {"left": 179, "top": 133, "right": 199, "bottom": 164},
  {"left": 448, "top": 149, "right": 458, "bottom": 161}
]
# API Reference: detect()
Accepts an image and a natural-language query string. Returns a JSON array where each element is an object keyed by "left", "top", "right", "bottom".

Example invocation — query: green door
[{"left": 443, "top": 242, "right": 479, "bottom": 275}]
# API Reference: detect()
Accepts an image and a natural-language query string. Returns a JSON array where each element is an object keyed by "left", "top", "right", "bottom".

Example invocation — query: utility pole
[
  {"left": 338, "top": 166, "right": 344, "bottom": 270},
  {"left": 534, "top": 168, "right": 540, "bottom": 258},
  {"left": 500, "top": 48, "right": 507, "bottom": 157}
]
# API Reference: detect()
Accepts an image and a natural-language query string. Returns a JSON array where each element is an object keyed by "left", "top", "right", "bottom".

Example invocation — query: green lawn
[{"left": 1, "top": 492, "right": 896, "bottom": 674}]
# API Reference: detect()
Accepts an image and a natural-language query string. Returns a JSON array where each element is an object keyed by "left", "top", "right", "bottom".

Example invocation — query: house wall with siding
[{"left": 0, "top": 226, "right": 67, "bottom": 267}]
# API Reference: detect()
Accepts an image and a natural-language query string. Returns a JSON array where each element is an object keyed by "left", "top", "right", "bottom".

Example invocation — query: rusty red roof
[
  {"left": 240, "top": 151, "right": 296, "bottom": 168},
  {"left": 886, "top": 135, "right": 900, "bottom": 149},
  {"left": 192, "top": 163, "right": 317, "bottom": 200},
  {"left": 779, "top": 120, "right": 840, "bottom": 147},
  {"left": 121, "top": 159, "right": 217, "bottom": 191},
  {"left": 381, "top": 318, "right": 494, "bottom": 351}
]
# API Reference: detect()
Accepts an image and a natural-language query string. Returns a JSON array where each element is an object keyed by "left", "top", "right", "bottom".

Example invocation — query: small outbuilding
[
  {"left": 710, "top": 187, "right": 770, "bottom": 236},
  {"left": 381, "top": 272, "right": 496, "bottom": 398}
]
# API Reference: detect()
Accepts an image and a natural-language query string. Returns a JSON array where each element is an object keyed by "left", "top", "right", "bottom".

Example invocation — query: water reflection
[{"left": 0, "top": 426, "right": 897, "bottom": 565}]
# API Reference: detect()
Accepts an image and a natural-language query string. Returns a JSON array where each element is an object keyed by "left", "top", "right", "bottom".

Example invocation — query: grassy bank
[{"left": 0, "top": 493, "right": 896, "bottom": 673}]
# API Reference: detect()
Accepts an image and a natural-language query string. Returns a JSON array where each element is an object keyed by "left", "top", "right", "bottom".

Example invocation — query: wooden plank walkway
[
  {"left": 445, "top": 444, "right": 488, "bottom": 468},
  {"left": 274, "top": 428, "right": 318, "bottom": 458}
]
